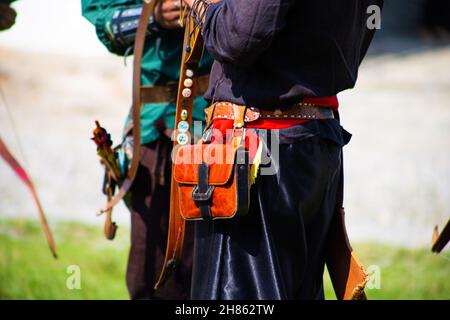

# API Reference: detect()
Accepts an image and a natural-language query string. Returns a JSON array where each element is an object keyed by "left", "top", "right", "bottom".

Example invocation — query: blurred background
[{"left": 0, "top": 0, "right": 449, "bottom": 299}]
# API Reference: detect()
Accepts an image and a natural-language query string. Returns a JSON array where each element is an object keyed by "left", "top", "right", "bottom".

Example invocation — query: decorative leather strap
[
  {"left": 204, "top": 102, "right": 335, "bottom": 128},
  {"left": 154, "top": 14, "right": 205, "bottom": 290}
]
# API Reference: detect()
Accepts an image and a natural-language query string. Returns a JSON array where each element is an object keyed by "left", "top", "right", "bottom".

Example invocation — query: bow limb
[
  {"left": 432, "top": 219, "right": 450, "bottom": 254},
  {"left": 0, "top": 136, "right": 57, "bottom": 258}
]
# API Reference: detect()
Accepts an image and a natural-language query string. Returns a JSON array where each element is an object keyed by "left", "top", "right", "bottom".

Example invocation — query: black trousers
[
  {"left": 125, "top": 135, "right": 194, "bottom": 300},
  {"left": 191, "top": 121, "right": 345, "bottom": 299}
]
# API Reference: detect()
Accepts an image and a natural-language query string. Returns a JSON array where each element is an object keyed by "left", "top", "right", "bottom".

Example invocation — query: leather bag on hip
[{"left": 173, "top": 136, "right": 250, "bottom": 221}]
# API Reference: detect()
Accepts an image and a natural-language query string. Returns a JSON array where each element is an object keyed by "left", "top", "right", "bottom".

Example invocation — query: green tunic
[{"left": 81, "top": 0, "right": 213, "bottom": 144}]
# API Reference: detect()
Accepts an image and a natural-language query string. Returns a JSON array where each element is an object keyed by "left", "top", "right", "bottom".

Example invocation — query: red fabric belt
[{"left": 219, "top": 95, "right": 339, "bottom": 130}]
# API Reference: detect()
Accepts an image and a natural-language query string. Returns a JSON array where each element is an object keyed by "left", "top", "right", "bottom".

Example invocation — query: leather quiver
[{"left": 173, "top": 142, "right": 250, "bottom": 221}]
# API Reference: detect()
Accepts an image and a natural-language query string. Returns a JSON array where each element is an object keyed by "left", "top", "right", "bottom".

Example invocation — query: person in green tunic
[
  {"left": 82, "top": 0, "right": 213, "bottom": 299},
  {"left": 0, "top": 0, "right": 17, "bottom": 31}
]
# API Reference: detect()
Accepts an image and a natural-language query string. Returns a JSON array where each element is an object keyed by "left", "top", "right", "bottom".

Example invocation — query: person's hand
[
  {"left": 154, "top": 0, "right": 182, "bottom": 29},
  {"left": 181, "top": 0, "right": 194, "bottom": 7},
  {"left": 0, "top": 3, "right": 17, "bottom": 31}
]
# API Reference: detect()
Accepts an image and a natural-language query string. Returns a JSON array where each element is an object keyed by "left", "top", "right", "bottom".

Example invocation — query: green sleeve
[
  {"left": 81, "top": 0, "right": 142, "bottom": 56},
  {"left": 1, "top": 0, "right": 16, "bottom": 4}
]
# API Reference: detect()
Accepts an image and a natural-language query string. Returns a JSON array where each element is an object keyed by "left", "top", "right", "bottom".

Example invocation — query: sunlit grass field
[{"left": 0, "top": 219, "right": 448, "bottom": 300}]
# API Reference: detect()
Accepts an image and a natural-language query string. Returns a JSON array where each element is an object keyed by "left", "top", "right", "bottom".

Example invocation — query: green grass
[
  {"left": 0, "top": 219, "right": 449, "bottom": 300},
  {"left": 324, "top": 242, "right": 450, "bottom": 300},
  {"left": 0, "top": 219, "right": 130, "bottom": 299}
]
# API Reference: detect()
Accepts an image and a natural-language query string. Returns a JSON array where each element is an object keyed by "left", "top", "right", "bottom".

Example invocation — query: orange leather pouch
[{"left": 173, "top": 141, "right": 250, "bottom": 220}]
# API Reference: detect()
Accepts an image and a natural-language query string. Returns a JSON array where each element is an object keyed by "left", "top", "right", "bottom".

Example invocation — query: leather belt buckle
[{"left": 192, "top": 185, "right": 215, "bottom": 201}]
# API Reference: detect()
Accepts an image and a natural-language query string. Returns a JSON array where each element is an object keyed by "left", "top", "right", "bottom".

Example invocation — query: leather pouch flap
[{"left": 174, "top": 143, "right": 237, "bottom": 186}]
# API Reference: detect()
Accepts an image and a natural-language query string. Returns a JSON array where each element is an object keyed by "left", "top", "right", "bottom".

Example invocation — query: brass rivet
[{"left": 184, "top": 78, "right": 193, "bottom": 88}]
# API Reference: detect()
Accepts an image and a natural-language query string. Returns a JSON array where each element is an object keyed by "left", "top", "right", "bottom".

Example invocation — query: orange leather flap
[{"left": 174, "top": 143, "right": 237, "bottom": 186}]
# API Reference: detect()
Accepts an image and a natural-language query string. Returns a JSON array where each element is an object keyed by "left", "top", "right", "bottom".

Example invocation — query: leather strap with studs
[{"left": 205, "top": 102, "right": 335, "bottom": 127}]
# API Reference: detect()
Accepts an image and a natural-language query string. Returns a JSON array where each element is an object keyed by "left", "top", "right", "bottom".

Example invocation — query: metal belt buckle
[{"left": 192, "top": 185, "right": 215, "bottom": 201}]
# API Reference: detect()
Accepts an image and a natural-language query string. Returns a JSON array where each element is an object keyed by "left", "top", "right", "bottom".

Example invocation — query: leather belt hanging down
[{"left": 154, "top": 6, "right": 206, "bottom": 289}]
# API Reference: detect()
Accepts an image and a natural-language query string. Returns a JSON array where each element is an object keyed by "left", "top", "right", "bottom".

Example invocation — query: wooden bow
[
  {"left": 97, "top": 0, "right": 156, "bottom": 215},
  {"left": 0, "top": 124, "right": 57, "bottom": 258},
  {"left": 432, "top": 219, "right": 450, "bottom": 253}
]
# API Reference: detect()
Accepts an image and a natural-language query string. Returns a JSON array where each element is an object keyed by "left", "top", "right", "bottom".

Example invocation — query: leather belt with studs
[{"left": 205, "top": 101, "right": 335, "bottom": 127}]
